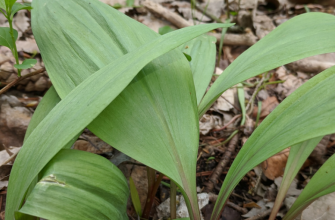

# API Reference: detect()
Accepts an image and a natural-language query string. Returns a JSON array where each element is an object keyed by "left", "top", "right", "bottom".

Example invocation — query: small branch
[
  {"left": 212, "top": 115, "right": 241, "bottom": 132},
  {"left": 0, "top": 67, "right": 46, "bottom": 95},
  {"left": 141, "top": 0, "right": 258, "bottom": 46},
  {"left": 209, "top": 194, "right": 248, "bottom": 214},
  {"left": 195, "top": 4, "right": 222, "bottom": 23},
  {"left": 142, "top": 0, "right": 192, "bottom": 28},
  {"left": 204, "top": 132, "right": 239, "bottom": 192},
  {"left": 210, "top": 130, "right": 239, "bottom": 148}
]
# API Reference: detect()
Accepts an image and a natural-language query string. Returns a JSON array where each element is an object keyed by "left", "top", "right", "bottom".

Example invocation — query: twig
[
  {"left": 221, "top": 96, "right": 241, "bottom": 113},
  {"left": 141, "top": 0, "right": 258, "bottom": 46},
  {"left": 0, "top": 67, "right": 46, "bottom": 95},
  {"left": 142, "top": 0, "right": 192, "bottom": 28},
  {"left": 195, "top": 4, "right": 223, "bottom": 23},
  {"left": 0, "top": 150, "right": 19, "bottom": 167},
  {"left": 245, "top": 76, "right": 265, "bottom": 115},
  {"left": 209, "top": 193, "right": 248, "bottom": 214},
  {"left": 212, "top": 115, "right": 241, "bottom": 132},
  {"left": 205, "top": 132, "right": 239, "bottom": 192},
  {"left": 79, "top": 134, "right": 101, "bottom": 152},
  {"left": 210, "top": 130, "right": 239, "bottom": 147}
]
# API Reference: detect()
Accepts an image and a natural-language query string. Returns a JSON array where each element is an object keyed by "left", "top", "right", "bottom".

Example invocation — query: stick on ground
[{"left": 204, "top": 132, "right": 239, "bottom": 192}]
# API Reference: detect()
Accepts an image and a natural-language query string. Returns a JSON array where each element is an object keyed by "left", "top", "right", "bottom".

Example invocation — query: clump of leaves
[{"left": 4, "top": 0, "right": 335, "bottom": 220}]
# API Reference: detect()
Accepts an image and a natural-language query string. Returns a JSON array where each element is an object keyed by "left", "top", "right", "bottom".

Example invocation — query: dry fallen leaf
[
  {"left": 16, "top": 38, "right": 40, "bottom": 54},
  {"left": 213, "top": 88, "right": 236, "bottom": 112},
  {"left": 130, "top": 166, "right": 148, "bottom": 212},
  {"left": 199, "top": 114, "right": 223, "bottom": 135},
  {"left": 262, "top": 148, "right": 289, "bottom": 180},
  {"left": 253, "top": 96, "right": 279, "bottom": 119},
  {"left": 301, "top": 192, "right": 335, "bottom": 220}
]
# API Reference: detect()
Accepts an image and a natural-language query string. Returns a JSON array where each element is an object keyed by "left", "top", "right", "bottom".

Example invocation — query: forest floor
[{"left": 1, "top": 0, "right": 335, "bottom": 219}]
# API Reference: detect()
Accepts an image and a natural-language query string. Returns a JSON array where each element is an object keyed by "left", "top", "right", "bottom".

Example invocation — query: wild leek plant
[{"left": 4, "top": 0, "right": 335, "bottom": 220}]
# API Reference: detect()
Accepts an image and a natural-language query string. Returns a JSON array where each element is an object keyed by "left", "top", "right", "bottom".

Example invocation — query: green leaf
[
  {"left": 112, "top": 3, "right": 122, "bottom": 9},
  {"left": 126, "top": 0, "right": 134, "bottom": 7},
  {"left": 5, "top": 1, "right": 232, "bottom": 219},
  {"left": 269, "top": 137, "right": 322, "bottom": 220},
  {"left": 10, "top": 3, "right": 32, "bottom": 18},
  {"left": 211, "top": 65, "right": 335, "bottom": 220},
  {"left": 237, "top": 83, "right": 246, "bottom": 126},
  {"left": 181, "top": 35, "right": 216, "bottom": 105},
  {"left": 14, "top": 59, "right": 37, "bottom": 69},
  {"left": 159, "top": 25, "right": 175, "bottom": 35},
  {"left": 19, "top": 149, "right": 129, "bottom": 220},
  {"left": 24, "top": 86, "right": 61, "bottom": 141},
  {"left": 0, "top": 0, "right": 5, "bottom": 10},
  {"left": 5, "top": 0, "right": 16, "bottom": 9},
  {"left": 199, "top": 12, "right": 335, "bottom": 117},
  {"left": 0, "top": 27, "right": 17, "bottom": 50},
  {"left": 129, "top": 177, "right": 142, "bottom": 217},
  {"left": 183, "top": 52, "right": 192, "bottom": 61},
  {"left": 28, "top": 1, "right": 233, "bottom": 220},
  {"left": 283, "top": 152, "right": 335, "bottom": 220}
]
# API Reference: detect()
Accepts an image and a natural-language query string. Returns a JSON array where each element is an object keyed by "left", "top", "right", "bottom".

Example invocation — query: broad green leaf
[
  {"left": 24, "top": 86, "right": 61, "bottom": 141},
  {"left": 6, "top": 5, "right": 232, "bottom": 220},
  {"left": 181, "top": 35, "right": 216, "bottom": 104},
  {"left": 283, "top": 152, "right": 335, "bottom": 220},
  {"left": 5, "top": 0, "right": 16, "bottom": 9},
  {"left": 129, "top": 177, "right": 142, "bottom": 216},
  {"left": 29, "top": 0, "right": 233, "bottom": 219},
  {"left": 10, "top": 3, "right": 32, "bottom": 18},
  {"left": 159, "top": 25, "right": 175, "bottom": 35},
  {"left": 269, "top": 137, "right": 322, "bottom": 220},
  {"left": 211, "top": 65, "right": 335, "bottom": 220},
  {"left": 199, "top": 12, "right": 335, "bottom": 117},
  {"left": 0, "top": 0, "right": 5, "bottom": 10},
  {"left": 0, "top": 27, "right": 17, "bottom": 50},
  {"left": 14, "top": 59, "right": 37, "bottom": 69},
  {"left": 19, "top": 149, "right": 129, "bottom": 220}
]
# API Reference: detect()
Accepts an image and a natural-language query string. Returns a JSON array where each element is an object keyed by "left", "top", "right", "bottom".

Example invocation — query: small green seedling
[{"left": 0, "top": 0, "right": 35, "bottom": 76}]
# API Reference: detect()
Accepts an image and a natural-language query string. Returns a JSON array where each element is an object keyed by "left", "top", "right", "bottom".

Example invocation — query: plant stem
[
  {"left": 7, "top": 15, "right": 21, "bottom": 77},
  {"left": 170, "top": 181, "right": 177, "bottom": 219},
  {"left": 142, "top": 173, "right": 164, "bottom": 219}
]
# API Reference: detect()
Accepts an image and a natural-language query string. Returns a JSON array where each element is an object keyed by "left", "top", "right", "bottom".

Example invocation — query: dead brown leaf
[
  {"left": 253, "top": 96, "right": 279, "bottom": 119},
  {"left": 262, "top": 148, "right": 289, "bottom": 180}
]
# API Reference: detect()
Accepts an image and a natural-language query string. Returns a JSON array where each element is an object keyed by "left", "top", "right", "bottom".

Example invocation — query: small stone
[
  {"left": 0, "top": 71, "right": 11, "bottom": 80},
  {"left": 25, "top": 81, "right": 35, "bottom": 92},
  {"left": 5, "top": 74, "right": 17, "bottom": 83},
  {"left": 0, "top": 103, "right": 32, "bottom": 147},
  {"left": 30, "top": 73, "right": 43, "bottom": 82},
  {"left": 34, "top": 76, "right": 48, "bottom": 91},
  {"left": 0, "top": 95, "right": 21, "bottom": 107},
  {"left": 0, "top": 62, "right": 13, "bottom": 72}
]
